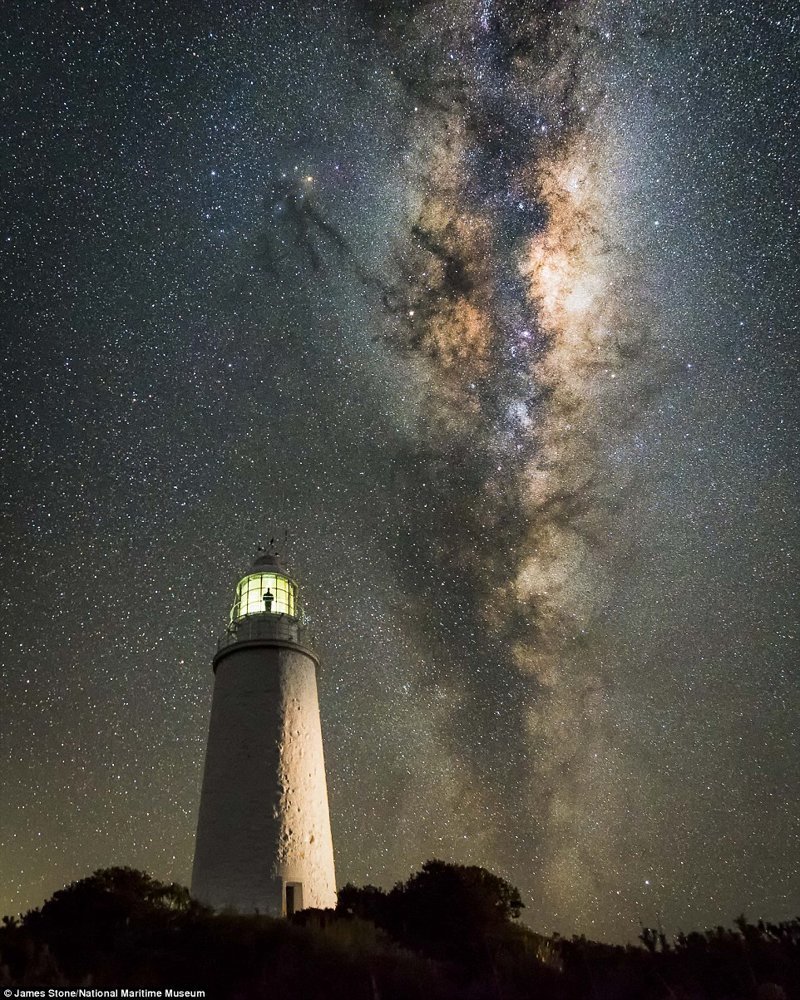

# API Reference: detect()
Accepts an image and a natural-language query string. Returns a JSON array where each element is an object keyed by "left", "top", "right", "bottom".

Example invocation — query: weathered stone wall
[{"left": 191, "top": 643, "right": 336, "bottom": 914}]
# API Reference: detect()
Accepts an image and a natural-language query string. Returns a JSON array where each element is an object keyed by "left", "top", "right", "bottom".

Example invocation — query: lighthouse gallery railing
[{"left": 216, "top": 613, "right": 307, "bottom": 652}]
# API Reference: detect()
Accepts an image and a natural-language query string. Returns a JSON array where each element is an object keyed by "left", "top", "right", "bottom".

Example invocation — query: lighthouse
[{"left": 191, "top": 548, "right": 337, "bottom": 916}]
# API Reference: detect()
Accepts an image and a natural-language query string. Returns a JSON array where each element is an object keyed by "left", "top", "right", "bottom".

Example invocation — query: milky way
[
  {"left": 349, "top": 1, "right": 670, "bottom": 926},
  {"left": 1, "top": 0, "right": 797, "bottom": 940}
]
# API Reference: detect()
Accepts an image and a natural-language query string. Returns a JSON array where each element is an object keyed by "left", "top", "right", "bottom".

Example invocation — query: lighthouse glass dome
[{"left": 230, "top": 572, "right": 297, "bottom": 620}]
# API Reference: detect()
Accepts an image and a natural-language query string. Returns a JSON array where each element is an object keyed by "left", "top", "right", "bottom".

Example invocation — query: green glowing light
[{"left": 230, "top": 572, "right": 297, "bottom": 620}]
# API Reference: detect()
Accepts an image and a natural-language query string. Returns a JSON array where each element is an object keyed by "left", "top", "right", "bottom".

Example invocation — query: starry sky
[{"left": 1, "top": 0, "right": 797, "bottom": 942}]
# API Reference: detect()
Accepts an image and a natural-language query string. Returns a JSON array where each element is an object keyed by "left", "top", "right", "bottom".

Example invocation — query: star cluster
[{"left": 0, "top": 0, "right": 797, "bottom": 941}]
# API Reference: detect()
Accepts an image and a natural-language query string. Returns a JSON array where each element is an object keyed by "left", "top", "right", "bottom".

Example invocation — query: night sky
[{"left": 1, "top": 0, "right": 797, "bottom": 942}]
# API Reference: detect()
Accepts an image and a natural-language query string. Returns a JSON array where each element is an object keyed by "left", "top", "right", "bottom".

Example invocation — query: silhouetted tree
[
  {"left": 20, "top": 867, "right": 205, "bottom": 980},
  {"left": 2, "top": 865, "right": 799, "bottom": 999},
  {"left": 336, "top": 883, "right": 389, "bottom": 925},
  {"left": 383, "top": 860, "right": 524, "bottom": 966}
]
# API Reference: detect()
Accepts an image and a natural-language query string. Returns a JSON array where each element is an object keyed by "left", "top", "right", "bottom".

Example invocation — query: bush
[{"left": 2, "top": 865, "right": 798, "bottom": 999}]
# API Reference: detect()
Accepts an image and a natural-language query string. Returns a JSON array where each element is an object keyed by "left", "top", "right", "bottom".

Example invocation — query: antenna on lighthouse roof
[{"left": 256, "top": 532, "right": 288, "bottom": 561}]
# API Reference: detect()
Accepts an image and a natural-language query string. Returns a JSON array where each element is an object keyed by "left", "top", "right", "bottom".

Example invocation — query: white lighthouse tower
[{"left": 191, "top": 548, "right": 337, "bottom": 916}]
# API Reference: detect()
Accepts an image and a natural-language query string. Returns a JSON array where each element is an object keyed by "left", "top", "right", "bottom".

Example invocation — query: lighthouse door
[{"left": 285, "top": 882, "right": 303, "bottom": 916}]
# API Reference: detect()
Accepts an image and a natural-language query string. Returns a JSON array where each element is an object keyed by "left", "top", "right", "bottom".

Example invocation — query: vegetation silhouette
[
  {"left": 1, "top": 863, "right": 797, "bottom": 999},
  {"left": 337, "top": 859, "right": 525, "bottom": 968}
]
